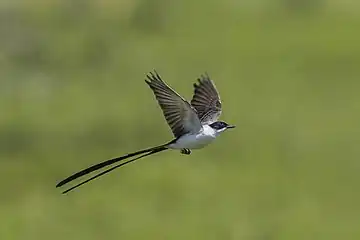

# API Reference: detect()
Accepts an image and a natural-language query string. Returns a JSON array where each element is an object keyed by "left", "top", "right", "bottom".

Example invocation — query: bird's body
[
  {"left": 56, "top": 70, "right": 235, "bottom": 194},
  {"left": 169, "top": 125, "right": 217, "bottom": 150}
]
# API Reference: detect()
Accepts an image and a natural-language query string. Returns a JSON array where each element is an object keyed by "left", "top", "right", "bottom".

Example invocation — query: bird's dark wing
[
  {"left": 191, "top": 73, "right": 222, "bottom": 124},
  {"left": 145, "top": 71, "right": 202, "bottom": 138}
]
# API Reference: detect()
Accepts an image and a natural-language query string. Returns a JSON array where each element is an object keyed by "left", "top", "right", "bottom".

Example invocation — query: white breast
[{"left": 168, "top": 125, "right": 217, "bottom": 150}]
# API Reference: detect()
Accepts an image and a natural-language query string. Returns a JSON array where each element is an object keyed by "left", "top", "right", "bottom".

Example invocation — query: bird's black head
[{"left": 209, "top": 121, "right": 235, "bottom": 131}]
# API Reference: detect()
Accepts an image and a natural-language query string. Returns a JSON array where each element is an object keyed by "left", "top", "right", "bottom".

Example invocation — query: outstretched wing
[
  {"left": 145, "top": 71, "right": 202, "bottom": 138},
  {"left": 191, "top": 73, "right": 222, "bottom": 124}
]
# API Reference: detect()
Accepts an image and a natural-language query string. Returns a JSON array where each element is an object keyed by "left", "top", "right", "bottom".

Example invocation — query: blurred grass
[{"left": 1, "top": 0, "right": 360, "bottom": 239}]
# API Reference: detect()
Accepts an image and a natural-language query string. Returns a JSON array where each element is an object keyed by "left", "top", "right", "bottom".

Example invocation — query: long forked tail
[{"left": 56, "top": 143, "right": 171, "bottom": 194}]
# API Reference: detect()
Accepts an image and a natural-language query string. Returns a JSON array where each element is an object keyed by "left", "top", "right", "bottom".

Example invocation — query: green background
[{"left": 1, "top": 0, "right": 359, "bottom": 239}]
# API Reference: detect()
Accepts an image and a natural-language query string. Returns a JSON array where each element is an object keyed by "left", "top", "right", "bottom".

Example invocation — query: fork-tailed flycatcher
[{"left": 56, "top": 71, "right": 235, "bottom": 194}]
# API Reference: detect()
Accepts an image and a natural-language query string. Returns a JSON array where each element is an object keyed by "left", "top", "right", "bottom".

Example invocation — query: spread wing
[
  {"left": 145, "top": 71, "right": 202, "bottom": 138},
  {"left": 191, "top": 73, "right": 222, "bottom": 124}
]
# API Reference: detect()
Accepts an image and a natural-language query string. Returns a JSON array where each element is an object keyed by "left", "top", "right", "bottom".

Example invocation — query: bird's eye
[{"left": 210, "top": 121, "right": 227, "bottom": 129}]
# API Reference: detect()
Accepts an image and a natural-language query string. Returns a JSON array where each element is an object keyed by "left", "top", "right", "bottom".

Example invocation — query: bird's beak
[{"left": 227, "top": 125, "right": 236, "bottom": 129}]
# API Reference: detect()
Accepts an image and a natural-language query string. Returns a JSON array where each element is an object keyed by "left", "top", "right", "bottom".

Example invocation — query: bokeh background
[{"left": 1, "top": 0, "right": 360, "bottom": 239}]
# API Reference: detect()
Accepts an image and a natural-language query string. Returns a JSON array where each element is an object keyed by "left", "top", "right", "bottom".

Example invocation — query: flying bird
[{"left": 56, "top": 71, "right": 235, "bottom": 193}]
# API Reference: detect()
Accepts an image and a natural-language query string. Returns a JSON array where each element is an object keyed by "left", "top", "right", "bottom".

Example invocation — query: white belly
[{"left": 168, "top": 131, "right": 216, "bottom": 150}]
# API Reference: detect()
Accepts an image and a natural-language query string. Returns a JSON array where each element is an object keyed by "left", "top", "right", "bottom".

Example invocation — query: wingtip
[
  {"left": 145, "top": 71, "right": 157, "bottom": 83},
  {"left": 145, "top": 70, "right": 163, "bottom": 83},
  {"left": 200, "top": 72, "right": 211, "bottom": 81},
  {"left": 155, "top": 70, "right": 161, "bottom": 79}
]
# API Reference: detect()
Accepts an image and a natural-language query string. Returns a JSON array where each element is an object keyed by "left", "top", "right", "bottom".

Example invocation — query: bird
[{"left": 56, "top": 70, "right": 235, "bottom": 194}]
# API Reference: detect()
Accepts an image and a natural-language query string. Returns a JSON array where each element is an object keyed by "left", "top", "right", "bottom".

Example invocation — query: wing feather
[
  {"left": 145, "top": 71, "right": 202, "bottom": 138},
  {"left": 191, "top": 73, "right": 222, "bottom": 124}
]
